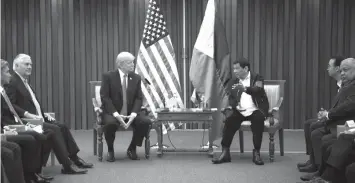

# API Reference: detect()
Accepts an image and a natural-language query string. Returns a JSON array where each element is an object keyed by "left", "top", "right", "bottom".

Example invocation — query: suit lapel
[
  {"left": 249, "top": 72, "right": 255, "bottom": 86},
  {"left": 126, "top": 72, "right": 136, "bottom": 101},
  {"left": 12, "top": 73, "right": 34, "bottom": 106}
]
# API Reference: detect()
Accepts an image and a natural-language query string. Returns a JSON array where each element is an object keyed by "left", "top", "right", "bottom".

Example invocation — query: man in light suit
[
  {"left": 4, "top": 54, "right": 91, "bottom": 174},
  {"left": 100, "top": 52, "right": 151, "bottom": 162}
]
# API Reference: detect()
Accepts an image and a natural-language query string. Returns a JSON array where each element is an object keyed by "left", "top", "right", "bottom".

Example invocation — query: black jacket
[{"left": 228, "top": 72, "right": 270, "bottom": 117}]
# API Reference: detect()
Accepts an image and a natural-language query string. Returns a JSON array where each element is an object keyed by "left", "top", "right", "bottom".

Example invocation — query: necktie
[
  {"left": 121, "top": 74, "right": 128, "bottom": 115},
  {"left": 23, "top": 79, "right": 43, "bottom": 118},
  {"left": 1, "top": 90, "right": 23, "bottom": 124}
]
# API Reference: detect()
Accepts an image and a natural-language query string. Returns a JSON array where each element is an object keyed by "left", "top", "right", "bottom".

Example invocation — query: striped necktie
[{"left": 1, "top": 90, "right": 23, "bottom": 124}]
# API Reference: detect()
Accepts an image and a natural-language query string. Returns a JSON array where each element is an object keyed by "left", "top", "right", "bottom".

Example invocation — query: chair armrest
[
  {"left": 21, "top": 118, "right": 44, "bottom": 125},
  {"left": 1, "top": 134, "right": 7, "bottom": 141},
  {"left": 268, "top": 97, "right": 283, "bottom": 117}
]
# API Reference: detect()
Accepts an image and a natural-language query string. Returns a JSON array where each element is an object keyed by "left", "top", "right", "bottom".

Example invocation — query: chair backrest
[
  {"left": 264, "top": 80, "right": 286, "bottom": 124},
  {"left": 89, "top": 81, "right": 102, "bottom": 108}
]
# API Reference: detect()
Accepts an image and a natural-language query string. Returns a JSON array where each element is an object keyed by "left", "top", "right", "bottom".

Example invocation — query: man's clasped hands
[{"left": 114, "top": 114, "right": 136, "bottom": 129}]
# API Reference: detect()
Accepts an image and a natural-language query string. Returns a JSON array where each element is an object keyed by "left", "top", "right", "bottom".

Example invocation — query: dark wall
[{"left": 1, "top": 0, "right": 355, "bottom": 129}]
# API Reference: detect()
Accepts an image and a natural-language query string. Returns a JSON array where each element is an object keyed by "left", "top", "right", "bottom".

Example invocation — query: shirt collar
[
  {"left": 15, "top": 71, "right": 27, "bottom": 83},
  {"left": 337, "top": 80, "right": 342, "bottom": 88},
  {"left": 240, "top": 72, "right": 251, "bottom": 81},
  {"left": 0, "top": 86, "right": 3, "bottom": 93}
]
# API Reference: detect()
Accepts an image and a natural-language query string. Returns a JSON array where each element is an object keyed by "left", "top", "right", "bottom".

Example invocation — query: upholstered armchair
[
  {"left": 89, "top": 81, "right": 151, "bottom": 161},
  {"left": 222, "top": 80, "right": 285, "bottom": 162}
]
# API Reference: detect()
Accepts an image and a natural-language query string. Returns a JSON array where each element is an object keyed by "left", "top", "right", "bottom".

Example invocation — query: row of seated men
[
  {"left": 296, "top": 56, "right": 355, "bottom": 183},
  {"left": 1, "top": 55, "right": 94, "bottom": 183}
]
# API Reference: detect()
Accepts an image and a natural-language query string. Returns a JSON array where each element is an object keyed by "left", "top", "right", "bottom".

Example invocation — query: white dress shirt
[
  {"left": 15, "top": 72, "right": 44, "bottom": 118},
  {"left": 239, "top": 72, "right": 258, "bottom": 117},
  {"left": 112, "top": 69, "right": 137, "bottom": 118}
]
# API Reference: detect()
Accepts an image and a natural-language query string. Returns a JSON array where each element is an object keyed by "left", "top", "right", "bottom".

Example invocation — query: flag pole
[{"left": 182, "top": 0, "right": 187, "bottom": 129}]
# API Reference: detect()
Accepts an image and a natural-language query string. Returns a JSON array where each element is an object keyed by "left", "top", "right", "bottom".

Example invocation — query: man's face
[
  {"left": 327, "top": 59, "right": 338, "bottom": 77},
  {"left": 340, "top": 60, "right": 355, "bottom": 83},
  {"left": 1, "top": 66, "right": 11, "bottom": 84},
  {"left": 118, "top": 59, "right": 134, "bottom": 73},
  {"left": 15, "top": 57, "right": 32, "bottom": 77},
  {"left": 233, "top": 63, "right": 248, "bottom": 79}
]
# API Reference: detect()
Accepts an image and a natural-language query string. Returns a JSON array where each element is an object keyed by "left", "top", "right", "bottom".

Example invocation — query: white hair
[
  {"left": 13, "top": 53, "right": 31, "bottom": 70},
  {"left": 115, "top": 52, "right": 135, "bottom": 65}
]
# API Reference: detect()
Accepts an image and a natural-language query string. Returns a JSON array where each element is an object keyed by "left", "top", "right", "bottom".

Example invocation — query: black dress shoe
[
  {"left": 73, "top": 157, "right": 94, "bottom": 168},
  {"left": 61, "top": 164, "right": 88, "bottom": 174},
  {"left": 106, "top": 151, "right": 115, "bottom": 162},
  {"left": 33, "top": 173, "right": 50, "bottom": 183},
  {"left": 300, "top": 171, "right": 320, "bottom": 181},
  {"left": 299, "top": 164, "right": 318, "bottom": 173},
  {"left": 36, "top": 173, "right": 54, "bottom": 181},
  {"left": 127, "top": 149, "right": 140, "bottom": 160},
  {"left": 252, "top": 149, "right": 264, "bottom": 165},
  {"left": 297, "top": 160, "right": 311, "bottom": 169},
  {"left": 212, "top": 147, "right": 231, "bottom": 164}
]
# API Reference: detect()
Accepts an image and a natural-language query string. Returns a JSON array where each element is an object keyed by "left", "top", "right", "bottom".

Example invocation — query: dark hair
[
  {"left": 331, "top": 56, "right": 346, "bottom": 67},
  {"left": 233, "top": 58, "right": 250, "bottom": 71}
]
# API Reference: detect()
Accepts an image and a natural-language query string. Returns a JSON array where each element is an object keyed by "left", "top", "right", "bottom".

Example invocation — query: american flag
[{"left": 136, "top": 0, "right": 184, "bottom": 134}]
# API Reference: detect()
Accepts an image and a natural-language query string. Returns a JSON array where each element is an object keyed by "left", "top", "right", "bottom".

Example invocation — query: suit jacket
[
  {"left": 1, "top": 95, "right": 20, "bottom": 129},
  {"left": 227, "top": 72, "right": 270, "bottom": 117},
  {"left": 4, "top": 73, "right": 50, "bottom": 122},
  {"left": 100, "top": 70, "right": 143, "bottom": 115},
  {"left": 326, "top": 80, "right": 355, "bottom": 128}
]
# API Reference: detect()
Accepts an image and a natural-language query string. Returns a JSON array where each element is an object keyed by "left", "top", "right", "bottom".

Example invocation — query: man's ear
[{"left": 255, "top": 81, "right": 263, "bottom": 87}]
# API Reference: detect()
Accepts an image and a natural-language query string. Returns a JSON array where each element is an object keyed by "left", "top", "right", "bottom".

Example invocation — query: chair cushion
[{"left": 241, "top": 118, "right": 280, "bottom": 128}]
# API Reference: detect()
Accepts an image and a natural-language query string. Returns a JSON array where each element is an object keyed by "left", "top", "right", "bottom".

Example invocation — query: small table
[{"left": 155, "top": 108, "right": 215, "bottom": 157}]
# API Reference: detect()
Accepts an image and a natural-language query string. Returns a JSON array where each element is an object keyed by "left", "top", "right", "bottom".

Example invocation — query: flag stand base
[{"left": 150, "top": 143, "right": 169, "bottom": 149}]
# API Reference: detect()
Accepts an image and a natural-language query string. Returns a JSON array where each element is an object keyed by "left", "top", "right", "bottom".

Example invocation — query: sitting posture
[
  {"left": 100, "top": 52, "right": 152, "bottom": 162},
  {"left": 212, "top": 58, "right": 269, "bottom": 165},
  {"left": 4, "top": 54, "right": 92, "bottom": 174}
]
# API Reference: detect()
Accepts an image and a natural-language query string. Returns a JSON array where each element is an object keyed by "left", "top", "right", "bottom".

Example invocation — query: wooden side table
[{"left": 155, "top": 108, "right": 215, "bottom": 157}]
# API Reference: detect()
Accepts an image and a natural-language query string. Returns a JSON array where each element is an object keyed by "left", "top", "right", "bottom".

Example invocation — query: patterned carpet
[{"left": 43, "top": 130, "right": 308, "bottom": 183}]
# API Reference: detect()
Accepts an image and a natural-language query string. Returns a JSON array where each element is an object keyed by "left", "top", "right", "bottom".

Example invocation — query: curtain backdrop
[{"left": 1, "top": 0, "right": 354, "bottom": 129}]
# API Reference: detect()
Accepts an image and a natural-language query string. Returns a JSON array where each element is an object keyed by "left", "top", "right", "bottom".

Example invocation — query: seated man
[
  {"left": 308, "top": 58, "right": 355, "bottom": 173},
  {"left": 303, "top": 132, "right": 355, "bottom": 183},
  {"left": 212, "top": 58, "right": 269, "bottom": 165},
  {"left": 100, "top": 52, "right": 151, "bottom": 162},
  {"left": 298, "top": 56, "right": 345, "bottom": 172},
  {"left": 3, "top": 56, "right": 91, "bottom": 174},
  {"left": 2, "top": 137, "right": 45, "bottom": 183}
]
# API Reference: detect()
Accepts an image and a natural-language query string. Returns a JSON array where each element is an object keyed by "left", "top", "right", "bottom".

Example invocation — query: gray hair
[
  {"left": 115, "top": 52, "right": 135, "bottom": 65},
  {"left": 1, "top": 59, "right": 9, "bottom": 71},
  {"left": 13, "top": 53, "right": 31, "bottom": 70}
]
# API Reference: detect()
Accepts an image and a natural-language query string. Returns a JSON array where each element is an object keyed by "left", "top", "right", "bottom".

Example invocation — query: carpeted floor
[{"left": 43, "top": 130, "right": 309, "bottom": 183}]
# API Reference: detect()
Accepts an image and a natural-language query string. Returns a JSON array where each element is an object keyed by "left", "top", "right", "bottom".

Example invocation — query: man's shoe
[
  {"left": 252, "top": 149, "right": 264, "bottom": 165},
  {"left": 36, "top": 173, "right": 54, "bottom": 181},
  {"left": 127, "top": 149, "right": 140, "bottom": 160},
  {"left": 297, "top": 160, "right": 311, "bottom": 169},
  {"left": 299, "top": 164, "right": 318, "bottom": 173},
  {"left": 61, "top": 164, "right": 88, "bottom": 174},
  {"left": 73, "top": 157, "right": 93, "bottom": 168},
  {"left": 212, "top": 147, "right": 231, "bottom": 164},
  {"left": 300, "top": 171, "right": 320, "bottom": 181},
  {"left": 33, "top": 173, "right": 50, "bottom": 183},
  {"left": 106, "top": 151, "right": 115, "bottom": 162}
]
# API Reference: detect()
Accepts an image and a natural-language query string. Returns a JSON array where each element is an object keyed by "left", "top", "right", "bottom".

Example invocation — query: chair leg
[
  {"left": 97, "top": 127, "right": 103, "bottom": 162},
  {"left": 145, "top": 124, "right": 151, "bottom": 159},
  {"left": 239, "top": 131, "right": 244, "bottom": 153},
  {"left": 279, "top": 128, "right": 284, "bottom": 156},
  {"left": 93, "top": 129, "right": 97, "bottom": 156},
  {"left": 50, "top": 151, "right": 55, "bottom": 166},
  {"left": 269, "top": 132, "right": 275, "bottom": 162}
]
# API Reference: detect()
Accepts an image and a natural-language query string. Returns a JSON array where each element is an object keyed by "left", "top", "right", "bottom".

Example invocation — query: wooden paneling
[
  {"left": 186, "top": 0, "right": 355, "bottom": 129},
  {"left": 1, "top": 0, "right": 183, "bottom": 129},
  {"left": 1, "top": 0, "right": 355, "bottom": 129}
]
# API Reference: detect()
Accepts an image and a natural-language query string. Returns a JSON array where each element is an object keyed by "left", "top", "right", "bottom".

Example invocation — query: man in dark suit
[
  {"left": 4, "top": 54, "right": 91, "bottom": 174},
  {"left": 212, "top": 58, "right": 269, "bottom": 165},
  {"left": 100, "top": 52, "right": 151, "bottom": 162},
  {"left": 302, "top": 133, "right": 355, "bottom": 183},
  {"left": 298, "top": 56, "right": 345, "bottom": 172}
]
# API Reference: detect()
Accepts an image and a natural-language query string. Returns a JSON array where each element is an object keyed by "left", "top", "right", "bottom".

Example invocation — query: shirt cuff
[
  {"left": 326, "top": 112, "right": 329, "bottom": 120},
  {"left": 24, "top": 111, "right": 28, "bottom": 117},
  {"left": 113, "top": 112, "right": 119, "bottom": 117},
  {"left": 130, "top": 112, "right": 137, "bottom": 118},
  {"left": 94, "top": 107, "right": 101, "bottom": 112}
]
